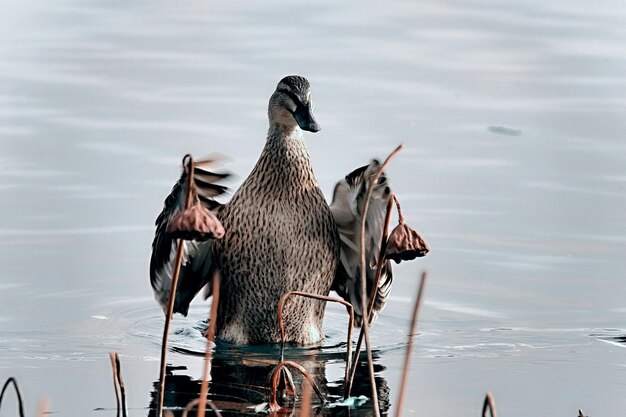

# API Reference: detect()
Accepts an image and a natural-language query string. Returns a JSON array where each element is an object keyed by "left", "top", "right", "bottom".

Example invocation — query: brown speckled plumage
[{"left": 215, "top": 127, "right": 339, "bottom": 344}]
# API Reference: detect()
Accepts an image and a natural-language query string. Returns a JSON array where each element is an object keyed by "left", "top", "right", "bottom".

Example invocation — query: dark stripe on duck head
[{"left": 277, "top": 88, "right": 308, "bottom": 115}]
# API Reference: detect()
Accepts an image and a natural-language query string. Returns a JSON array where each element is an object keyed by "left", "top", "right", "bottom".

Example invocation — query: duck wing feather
[
  {"left": 330, "top": 160, "right": 393, "bottom": 327},
  {"left": 150, "top": 160, "right": 230, "bottom": 316}
]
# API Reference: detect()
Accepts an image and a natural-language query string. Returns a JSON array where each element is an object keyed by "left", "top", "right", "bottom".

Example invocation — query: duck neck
[{"left": 252, "top": 123, "right": 317, "bottom": 192}]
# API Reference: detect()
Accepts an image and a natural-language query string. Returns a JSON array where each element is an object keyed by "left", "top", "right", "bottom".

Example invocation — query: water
[{"left": 1, "top": 0, "right": 626, "bottom": 415}]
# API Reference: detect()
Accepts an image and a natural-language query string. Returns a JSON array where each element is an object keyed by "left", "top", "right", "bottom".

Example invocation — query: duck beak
[{"left": 294, "top": 106, "right": 321, "bottom": 133}]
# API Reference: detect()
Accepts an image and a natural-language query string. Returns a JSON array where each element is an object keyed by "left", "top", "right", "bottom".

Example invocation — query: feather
[
  {"left": 330, "top": 160, "right": 393, "bottom": 326},
  {"left": 149, "top": 160, "right": 230, "bottom": 316}
]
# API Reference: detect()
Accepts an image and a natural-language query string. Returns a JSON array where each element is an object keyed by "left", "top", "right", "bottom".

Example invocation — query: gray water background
[{"left": 1, "top": 0, "right": 626, "bottom": 415}]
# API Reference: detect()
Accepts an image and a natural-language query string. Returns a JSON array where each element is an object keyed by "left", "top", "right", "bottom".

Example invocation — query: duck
[{"left": 150, "top": 75, "right": 395, "bottom": 345}]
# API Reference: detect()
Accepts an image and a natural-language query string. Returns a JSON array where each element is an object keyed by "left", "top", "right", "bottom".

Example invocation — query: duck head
[{"left": 268, "top": 75, "right": 320, "bottom": 133}]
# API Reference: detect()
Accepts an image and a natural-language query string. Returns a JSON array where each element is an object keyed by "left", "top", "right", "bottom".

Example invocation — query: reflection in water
[{"left": 147, "top": 342, "right": 390, "bottom": 416}]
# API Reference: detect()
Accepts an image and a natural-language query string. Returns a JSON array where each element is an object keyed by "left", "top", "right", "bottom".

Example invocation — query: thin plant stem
[
  {"left": 182, "top": 398, "right": 222, "bottom": 417},
  {"left": 109, "top": 352, "right": 128, "bottom": 417},
  {"left": 182, "top": 399, "right": 200, "bottom": 417},
  {"left": 393, "top": 194, "right": 405, "bottom": 223},
  {"left": 156, "top": 238, "right": 185, "bottom": 417},
  {"left": 299, "top": 380, "right": 313, "bottom": 417},
  {"left": 394, "top": 271, "right": 428, "bottom": 417},
  {"left": 361, "top": 324, "right": 379, "bottom": 416},
  {"left": 197, "top": 271, "right": 222, "bottom": 417},
  {"left": 277, "top": 291, "right": 354, "bottom": 393},
  {"left": 268, "top": 360, "right": 325, "bottom": 412},
  {"left": 356, "top": 143, "right": 403, "bottom": 414},
  {"left": 109, "top": 352, "right": 121, "bottom": 417},
  {"left": 481, "top": 392, "right": 497, "bottom": 417},
  {"left": 346, "top": 193, "right": 395, "bottom": 397},
  {"left": 116, "top": 354, "right": 128, "bottom": 417},
  {"left": 0, "top": 377, "right": 25, "bottom": 417},
  {"left": 157, "top": 155, "right": 195, "bottom": 417}
]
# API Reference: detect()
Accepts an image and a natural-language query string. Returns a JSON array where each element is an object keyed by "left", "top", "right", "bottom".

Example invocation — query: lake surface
[{"left": 1, "top": 0, "right": 626, "bottom": 416}]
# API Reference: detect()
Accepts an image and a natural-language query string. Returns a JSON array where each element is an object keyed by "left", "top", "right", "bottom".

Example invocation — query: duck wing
[
  {"left": 150, "top": 160, "right": 230, "bottom": 316},
  {"left": 330, "top": 160, "right": 393, "bottom": 327}
]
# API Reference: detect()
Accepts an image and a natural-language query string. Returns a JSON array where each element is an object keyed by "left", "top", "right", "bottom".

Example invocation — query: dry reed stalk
[
  {"left": 157, "top": 155, "right": 196, "bottom": 417},
  {"left": 109, "top": 353, "right": 121, "bottom": 417},
  {"left": 358, "top": 316, "right": 378, "bottom": 415},
  {"left": 182, "top": 397, "right": 222, "bottom": 417},
  {"left": 355, "top": 143, "right": 403, "bottom": 415},
  {"left": 481, "top": 392, "right": 497, "bottom": 417},
  {"left": 299, "top": 380, "right": 313, "bottom": 417},
  {"left": 182, "top": 398, "right": 200, "bottom": 417},
  {"left": 394, "top": 271, "right": 428, "bottom": 417},
  {"left": 277, "top": 291, "right": 354, "bottom": 391},
  {"left": 0, "top": 377, "right": 25, "bottom": 417},
  {"left": 109, "top": 352, "right": 128, "bottom": 417},
  {"left": 197, "top": 271, "right": 222, "bottom": 417},
  {"left": 268, "top": 360, "right": 325, "bottom": 412},
  {"left": 345, "top": 193, "right": 395, "bottom": 397}
]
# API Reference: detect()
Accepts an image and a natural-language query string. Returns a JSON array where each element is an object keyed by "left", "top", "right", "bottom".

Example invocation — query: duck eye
[{"left": 277, "top": 88, "right": 306, "bottom": 114}]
